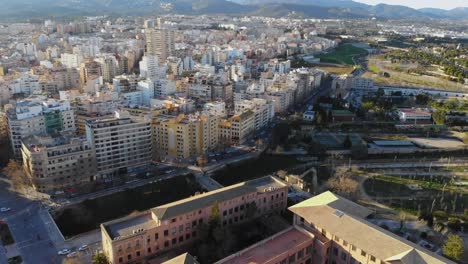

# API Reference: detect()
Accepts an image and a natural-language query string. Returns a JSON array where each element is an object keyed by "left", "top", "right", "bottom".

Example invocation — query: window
[
  {"left": 370, "top": 256, "right": 376, "bottom": 262},
  {"left": 164, "top": 241, "right": 169, "bottom": 248},
  {"left": 172, "top": 227, "right": 177, "bottom": 234},
  {"left": 186, "top": 233, "right": 191, "bottom": 240},
  {"left": 127, "top": 254, "right": 132, "bottom": 260},
  {"left": 199, "top": 219, "right": 203, "bottom": 224},
  {"left": 298, "top": 249, "right": 304, "bottom": 259},
  {"left": 343, "top": 240, "right": 348, "bottom": 246},
  {"left": 171, "top": 218, "right": 176, "bottom": 223},
  {"left": 289, "top": 254, "right": 296, "bottom": 263},
  {"left": 164, "top": 230, "right": 168, "bottom": 236},
  {"left": 306, "top": 245, "right": 312, "bottom": 254},
  {"left": 341, "top": 252, "right": 347, "bottom": 261},
  {"left": 155, "top": 233, "right": 159, "bottom": 240},
  {"left": 172, "top": 238, "right": 177, "bottom": 245},
  {"left": 192, "top": 231, "right": 197, "bottom": 237},
  {"left": 223, "top": 210, "right": 227, "bottom": 216},
  {"left": 229, "top": 208, "right": 233, "bottom": 214},
  {"left": 234, "top": 207, "right": 238, "bottom": 212},
  {"left": 333, "top": 247, "right": 338, "bottom": 256},
  {"left": 351, "top": 245, "right": 356, "bottom": 251},
  {"left": 147, "top": 247, "right": 151, "bottom": 253},
  {"left": 119, "top": 257, "right": 123, "bottom": 263},
  {"left": 136, "top": 251, "right": 140, "bottom": 257},
  {"left": 361, "top": 250, "right": 367, "bottom": 257}
]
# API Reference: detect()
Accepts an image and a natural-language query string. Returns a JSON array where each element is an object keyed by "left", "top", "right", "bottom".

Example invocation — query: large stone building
[
  {"left": 101, "top": 176, "right": 288, "bottom": 264},
  {"left": 21, "top": 133, "right": 96, "bottom": 193},
  {"left": 216, "top": 191, "right": 455, "bottom": 264},
  {"left": 85, "top": 112, "right": 152, "bottom": 180}
]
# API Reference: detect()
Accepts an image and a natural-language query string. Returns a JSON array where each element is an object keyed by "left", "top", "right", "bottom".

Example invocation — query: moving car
[{"left": 0, "top": 207, "right": 11, "bottom": 212}]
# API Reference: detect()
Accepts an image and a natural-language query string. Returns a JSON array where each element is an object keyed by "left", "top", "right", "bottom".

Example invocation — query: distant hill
[{"left": 0, "top": 0, "right": 466, "bottom": 20}]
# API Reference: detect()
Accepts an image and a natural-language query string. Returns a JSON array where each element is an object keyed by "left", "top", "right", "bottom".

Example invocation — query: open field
[
  {"left": 314, "top": 65, "right": 355, "bottom": 75},
  {"left": 316, "top": 44, "right": 368, "bottom": 65},
  {"left": 52, "top": 174, "right": 202, "bottom": 238},
  {"left": 365, "top": 57, "right": 467, "bottom": 91}
]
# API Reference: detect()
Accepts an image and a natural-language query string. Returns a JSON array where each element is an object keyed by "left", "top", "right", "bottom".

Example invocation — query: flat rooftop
[
  {"left": 216, "top": 227, "right": 312, "bottom": 264},
  {"left": 104, "top": 212, "right": 157, "bottom": 240}
]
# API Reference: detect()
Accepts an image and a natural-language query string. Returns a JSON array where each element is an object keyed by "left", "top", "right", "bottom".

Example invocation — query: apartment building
[
  {"left": 21, "top": 133, "right": 96, "bottom": 193},
  {"left": 145, "top": 28, "right": 175, "bottom": 62},
  {"left": 6, "top": 97, "right": 76, "bottom": 158},
  {"left": 234, "top": 98, "right": 275, "bottom": 131},
  {"left": 217, "top": 191, "right": 455, "bottom": 264},
  {"left": 101, "top": 176, "right": 288, "bottom": 264},
  {"left": 152, "top": 113, "right": 219, "bottom": 160},
  {"left": 85, "top": 112, "right": 152, "bottom": 180},
  {"left": 219, "top": 110, "right": 255, "bottom": 145}
]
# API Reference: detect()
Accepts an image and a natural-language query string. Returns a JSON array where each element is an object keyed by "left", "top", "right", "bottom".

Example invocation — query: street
[{"left": 0, "top": 176, "right": 62, "bottom": 264}]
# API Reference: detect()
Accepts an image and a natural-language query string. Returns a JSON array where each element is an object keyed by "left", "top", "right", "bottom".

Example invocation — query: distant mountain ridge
[{"left": 0, "top": 0, "right": 466, "bottom": 20}]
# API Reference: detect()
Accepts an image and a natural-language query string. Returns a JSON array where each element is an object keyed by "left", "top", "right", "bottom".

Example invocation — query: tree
[
  {"left": 326, "top": 169, "right": 359, "bottom": 201},
  {"left": 343, "top": 135, "right": 352, "bottom": 149},
  {"left": 442, "top": 234, "right": 464, "bottom": 261},
  {"left": 415, "top": 94, "right": 431, "bottom": 106},
  {"left": 432, "top": 111, "right": 446, "bottom": 125},
  {"left": 210, "top": 201, "right": 220, "bottom": 226},
  {"left": 92, "top": 253, "right": 108, "bottom": 264},
  {"left": 3, "top": 159, "right": 30, "bottom": 192}
]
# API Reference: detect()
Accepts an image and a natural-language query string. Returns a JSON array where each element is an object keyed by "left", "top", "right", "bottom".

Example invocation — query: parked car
[
  {"left": 0, "top": 207, "right": 11, "bottom": 212},
  {"left": 78, "top": 245, "right": 88, "bottom": 251},
  {"left": 58, "top": 249, "right": 71, "bottom": 255}
]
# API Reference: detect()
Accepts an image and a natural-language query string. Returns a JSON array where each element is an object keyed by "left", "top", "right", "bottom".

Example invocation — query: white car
[
  {"left": 58, "top": 249, "right": 71, "bottom": 255},
  {"left": 0, "top": 207, "right": 11, "bottom": 212},
  {"left": 78, "top": 245, "right": 88, "bottom": 251}
]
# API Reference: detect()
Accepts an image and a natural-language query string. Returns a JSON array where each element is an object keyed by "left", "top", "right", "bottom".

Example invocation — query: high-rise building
[
  {"left": 21, "top": 133, "right": 96, "bottom": 193},
  {"left": 85, "top": 112, "right": 152, "bottom": 180},
  {"left": 6, "top": 96, "right": 76, "bottom": 158},
  {"left": 145, "top": 28, "right": 174, "bottom": 63}
]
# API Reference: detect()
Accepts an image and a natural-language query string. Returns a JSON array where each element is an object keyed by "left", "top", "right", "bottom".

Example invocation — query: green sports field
[{"left": 316, "top": 44, "right": 368, "bottom": 65}]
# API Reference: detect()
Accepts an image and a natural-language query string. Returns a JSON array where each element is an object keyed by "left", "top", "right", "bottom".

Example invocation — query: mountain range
[{"left": 0, "top": 0, "right": 466, "bottom": 20}]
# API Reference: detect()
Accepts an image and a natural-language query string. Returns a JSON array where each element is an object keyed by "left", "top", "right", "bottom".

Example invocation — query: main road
[{"left": 0, "top": 175, "right": 62, "bottom": 264}]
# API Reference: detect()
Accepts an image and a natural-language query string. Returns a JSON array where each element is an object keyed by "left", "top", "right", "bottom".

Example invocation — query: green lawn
[{"left": 316, "top": 44, "right": 368, "bottom": 65}]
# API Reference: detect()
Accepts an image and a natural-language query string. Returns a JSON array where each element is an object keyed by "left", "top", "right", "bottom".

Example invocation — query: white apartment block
[
  {"left": 85, "top": 112, "right": 152, "bottom": 179},
  {"left": 235, "top": 98, "right": 275, "bottom": 131},
  {"left": 203, "top": 102, "right": 226, "bottom": 117},
  {"left": 61, "top": 53, "right": 83, "bottom": 69},
  {"left": 7, "top": 73, "right": 40, "bottom": 96},
  {"left": 7, "top": 97, "right": 76, "bottom": 158}
]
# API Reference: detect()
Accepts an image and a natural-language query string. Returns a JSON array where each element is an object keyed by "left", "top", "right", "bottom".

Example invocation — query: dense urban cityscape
[{"left": 0, "top": 1, "right": 467, "bottom": 264}]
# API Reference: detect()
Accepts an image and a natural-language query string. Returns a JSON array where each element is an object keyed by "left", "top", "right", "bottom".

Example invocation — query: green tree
[
  {"left": 210, "top": 201, "right": 220, "bottom": 226},
  {"left": 432, "top": 111, "right": 446, "bottom": 125},
  {"left": 415, "top": 94, "right": 431, "bottom": 106},
  {"left": 92, "top": 253, "right": 108, "bottom": 264},
  {"left": 442, "top": 234, "right": 464, "bottom": 261}
]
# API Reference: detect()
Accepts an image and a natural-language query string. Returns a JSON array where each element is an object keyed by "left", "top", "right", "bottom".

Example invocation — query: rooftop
[
  {"left": 152, "top": 176, "right": 286, "bottom": 221},
  {"left": 161, "top": 253, "right": 199, "bottom": 264},
  {"left": 289, "top": 192, "right": 455, "bottom": 264},
  {"left": 102, "top": 176, "right": 287, "bottom": 240},
  {"left": 216, "top": 226, "right": 312, "bottom": 264}
]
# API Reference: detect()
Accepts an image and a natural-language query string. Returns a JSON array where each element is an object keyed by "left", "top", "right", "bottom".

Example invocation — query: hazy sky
[{"left": 355, "top": 0, "right": 467, "bottom": 10}]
